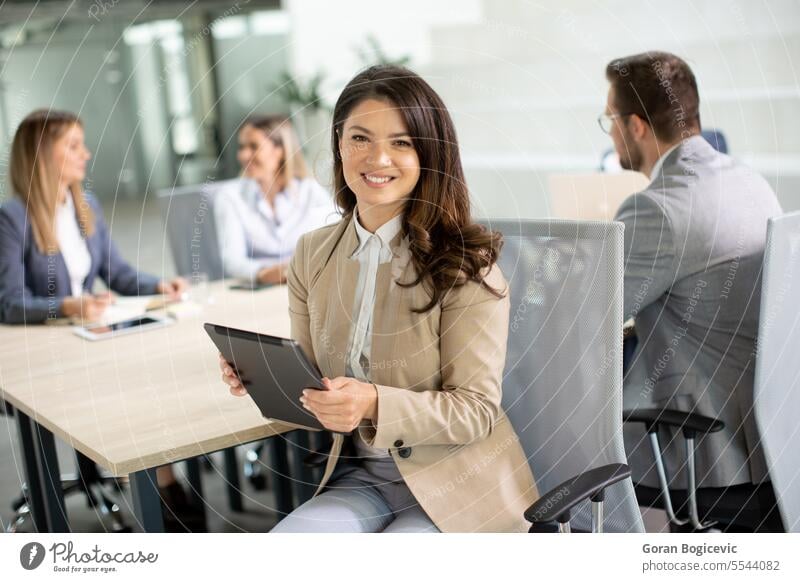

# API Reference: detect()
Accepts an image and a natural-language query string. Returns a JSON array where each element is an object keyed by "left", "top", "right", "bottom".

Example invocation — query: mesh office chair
[
  {"left": 484, "top": 219, "right": 643, "bottom": 533},
  {"left": 157, "top": 180, "right": 229, "bottom": 282},
  {"left": 624, "top": 212, "right": 799, "bottom": 532}
]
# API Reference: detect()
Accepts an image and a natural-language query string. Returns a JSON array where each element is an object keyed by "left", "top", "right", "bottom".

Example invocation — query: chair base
[
  {"left": 6, "top": 452, "right": 131, "bottom": 533},
  {"left": 7, "top": 479, "right": 130, "bottom": 533}
]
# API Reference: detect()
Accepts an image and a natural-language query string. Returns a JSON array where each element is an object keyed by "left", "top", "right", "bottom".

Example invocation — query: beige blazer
[{"left": 287, "top": 216, "right": 538, "bottom": 532}]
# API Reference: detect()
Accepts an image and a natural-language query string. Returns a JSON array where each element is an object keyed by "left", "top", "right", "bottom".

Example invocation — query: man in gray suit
[{"left": 601, "top": 52, "right": 783, "bottom": 497}]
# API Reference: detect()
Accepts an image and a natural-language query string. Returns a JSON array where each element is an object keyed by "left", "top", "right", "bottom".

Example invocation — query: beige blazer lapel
[
  {"left": 313, "top": 219, "right": 358, "bottom": 495},
  {"left": 319, "top": 220, "right": 359, "bottom": 379}
]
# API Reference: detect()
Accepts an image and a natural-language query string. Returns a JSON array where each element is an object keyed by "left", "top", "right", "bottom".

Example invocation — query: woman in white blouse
[{"left": 214, "top": 115, "right": 336, "bottom": 284}]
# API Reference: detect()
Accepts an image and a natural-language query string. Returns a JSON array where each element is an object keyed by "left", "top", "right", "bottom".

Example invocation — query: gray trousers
[{"left": 271, "top": 463, "right": 440, "bottom": 533}]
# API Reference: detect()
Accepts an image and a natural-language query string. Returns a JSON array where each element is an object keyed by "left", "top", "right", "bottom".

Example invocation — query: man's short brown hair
[{"left": 606, "top": 51, "right": 701, "bottom": 141}]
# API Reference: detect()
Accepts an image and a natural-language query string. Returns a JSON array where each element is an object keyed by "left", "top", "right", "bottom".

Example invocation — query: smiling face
[
  {"left": 338, "top": 98, "right": 421, "bottom": 227},
  {"left": 237, "top": 124, "right": 284, "bottom": 182},
  {"left": 51, "top": 123, "right": 91, "bottom": 188}
]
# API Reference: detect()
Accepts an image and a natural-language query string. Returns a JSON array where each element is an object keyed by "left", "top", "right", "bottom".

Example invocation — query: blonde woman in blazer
[{"left": 220, "top": 65, "right": 538, "bottom": 532}]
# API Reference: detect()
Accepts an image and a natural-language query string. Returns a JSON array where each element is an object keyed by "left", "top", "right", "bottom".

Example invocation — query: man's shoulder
[{"left": 615, "top": 187, "right": 669, "bottom": 223}]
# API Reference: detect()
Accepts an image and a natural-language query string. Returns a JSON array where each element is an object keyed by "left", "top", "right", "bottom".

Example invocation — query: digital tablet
[
  {"left": 204, "top": 322, "right": 336, "bottom": 433},
  {"left": 73, "top": 315, "right": 173, "bottom": 341}
]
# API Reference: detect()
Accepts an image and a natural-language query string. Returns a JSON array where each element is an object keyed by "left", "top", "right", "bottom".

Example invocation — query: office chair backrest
[
  {"left": 701, "top": 129, "right": 729, "bottom": 154},
  {"left": 157, "top": 179, "right": 236, "bottom": 281},
  {"left": 487, "top": 219, "right": 643, "bottom": 532},
  {"left": 754, "top": 210, "right": 800, "bottom": 532}
]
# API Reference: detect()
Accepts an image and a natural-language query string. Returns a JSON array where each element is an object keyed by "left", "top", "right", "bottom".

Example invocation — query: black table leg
[
  {"left": 267, "top": 437, "right": 294, "bottom": 517},
  {"left": 14, "top": 407, "right": 47, "bottom": 532},
  {"left": 185, "top": 457, "right": 205, "bottom": 510},
  {"left": 32, "top": 419, "right": 69, "bottom": 532},
  {"left": 130, "top": 468, "right": 164, "bottom": 533},
  {"left": 223, "top": 448, "right": 244, "bottom": 512},
  {"left": 287, "top": 431, "right": 316, "bottom": 505}
]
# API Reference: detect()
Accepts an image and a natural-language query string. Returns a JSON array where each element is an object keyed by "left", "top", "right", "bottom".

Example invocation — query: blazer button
[
  {"left": 398, "top": 447, "right": 412, "bottom": 459},
  {"left": 393, "top": 440, "right": 404, "bottom": 448}
]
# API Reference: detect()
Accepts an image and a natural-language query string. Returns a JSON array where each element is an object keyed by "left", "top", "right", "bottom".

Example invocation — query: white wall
[
  {"left": 284, "top": 0, "right": 482, "bottom": 102},
  {"left": 282, "top": 0, "right": 800, "bottom": 215}
]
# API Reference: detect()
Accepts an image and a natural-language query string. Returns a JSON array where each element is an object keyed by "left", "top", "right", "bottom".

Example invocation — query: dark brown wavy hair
[{"left": 331, "top": 65, "right": 503, "bottom": 313}]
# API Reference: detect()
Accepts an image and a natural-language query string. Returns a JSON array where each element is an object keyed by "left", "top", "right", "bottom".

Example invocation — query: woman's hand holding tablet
[
  {"left": 217, "top": 352, "right": 377, "bottom": 433},
  {"left": 219, "top": 352, "right": 248, "bottom": 397},
  {"left": 300, "top": 377, "right": 378, "bottom": 433}
]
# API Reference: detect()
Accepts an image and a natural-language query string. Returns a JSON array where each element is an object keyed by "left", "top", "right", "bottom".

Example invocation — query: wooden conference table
[{"left": 0, "top": 282, "right": 308, "bottom": 532}]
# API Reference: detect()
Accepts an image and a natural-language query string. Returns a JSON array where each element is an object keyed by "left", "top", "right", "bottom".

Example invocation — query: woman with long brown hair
[{"left": 220, "top": 66, "right": 538, "bottom": 532}]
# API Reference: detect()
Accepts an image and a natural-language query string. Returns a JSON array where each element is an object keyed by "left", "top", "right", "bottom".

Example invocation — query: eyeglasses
[{"left": 597, "top": 112, "right": 631, "bottom": 134}]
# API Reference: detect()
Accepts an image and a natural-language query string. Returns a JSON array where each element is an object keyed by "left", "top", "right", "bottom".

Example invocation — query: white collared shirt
[
  {"left": 347, "top": 212, "right": 404, "bottom": 381},
  {"left": 347, "top": 212, "right": 405, "bottom": 479},
  {"left": 214, "top": 177, "right": 338, "bottom": 280},
  {"left": 56, "top": 194, "right": 92, "bottom": 297},
  {"left": 649, "top": 141, "right": 682, "bottom": 182}
]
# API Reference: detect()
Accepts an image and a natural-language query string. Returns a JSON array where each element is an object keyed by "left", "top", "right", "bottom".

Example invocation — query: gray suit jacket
[{"left": 617, "top": 135, "right": 783, "bottom": 489}]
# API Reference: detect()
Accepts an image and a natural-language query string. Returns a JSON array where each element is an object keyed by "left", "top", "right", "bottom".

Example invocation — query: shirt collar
[
  {"left": 352, "top": 211, "right": 404, "bottom": 256},
  {"left": 246, "top": 178, "right": 294, "bottom": 210},
  {"left": 649, "top": 141, "right": 683, "bottom": 181}
]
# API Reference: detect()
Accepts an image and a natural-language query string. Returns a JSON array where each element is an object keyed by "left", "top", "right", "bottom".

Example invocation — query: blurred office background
[
  {"left": 1, "top": 0, "right": 798, "bottom": 226},
  {"left": 0, "top": 0, "right": 798, "bottom": 532}
]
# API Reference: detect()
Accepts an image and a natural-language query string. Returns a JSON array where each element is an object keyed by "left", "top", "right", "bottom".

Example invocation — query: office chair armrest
[
  {"left": 624, "top": 408, "right": 724, "bottom": 437},
  {"left": 524, "top": 463, "right": 631, "bottom": 529}
]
